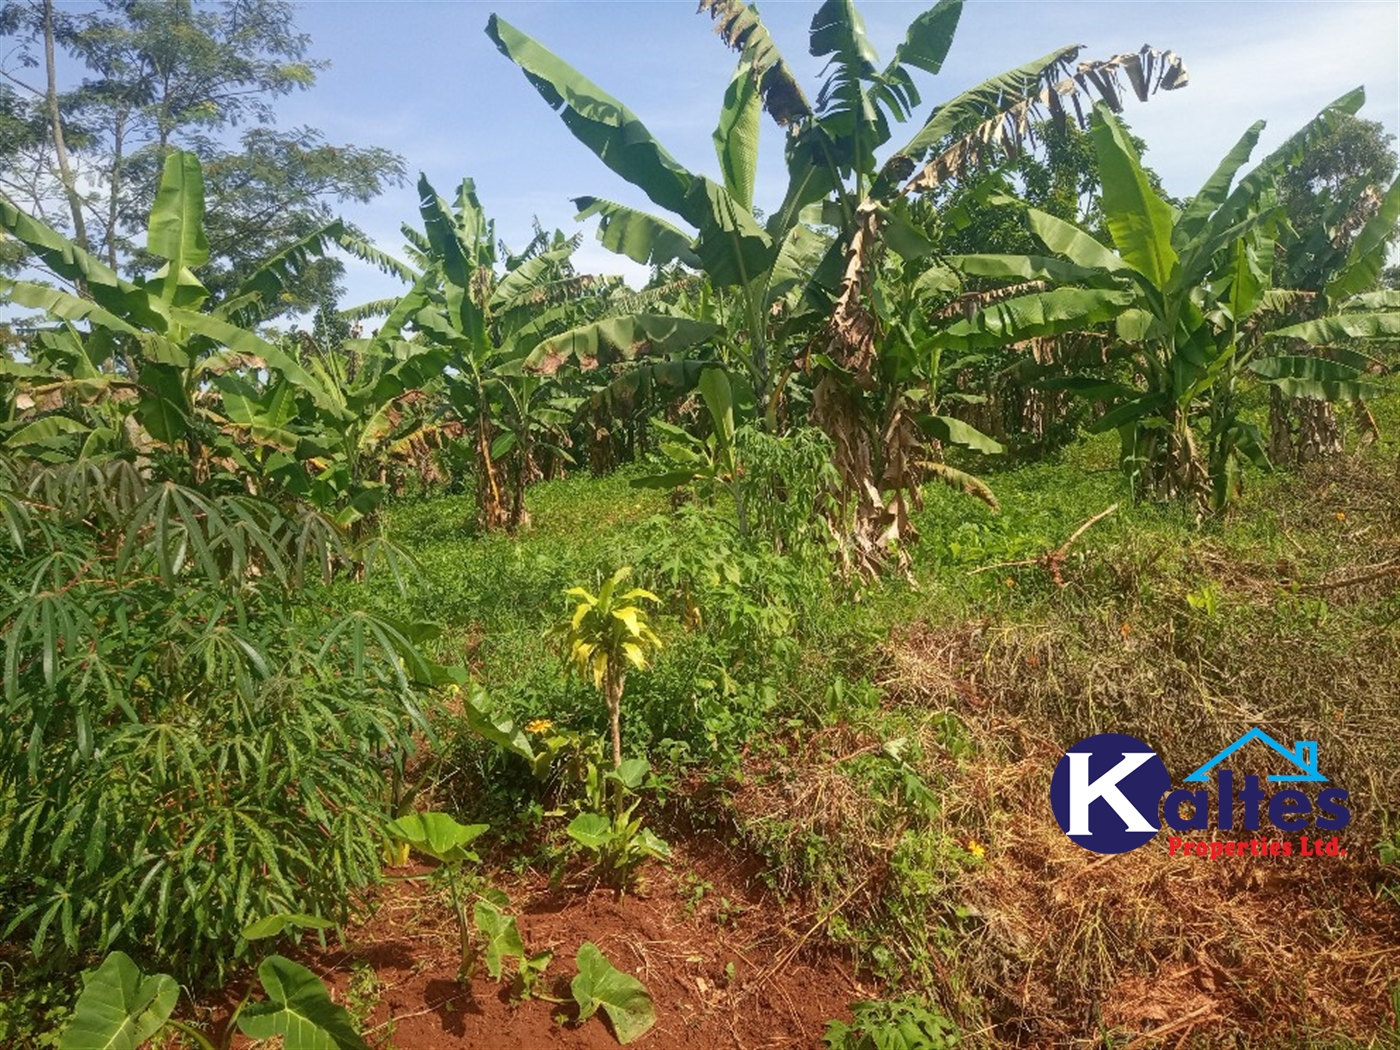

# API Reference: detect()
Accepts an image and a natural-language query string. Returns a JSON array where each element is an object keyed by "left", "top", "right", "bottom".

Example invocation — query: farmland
[{"left": 1, "top": 1, "right": 1399, "bottom": 1047}]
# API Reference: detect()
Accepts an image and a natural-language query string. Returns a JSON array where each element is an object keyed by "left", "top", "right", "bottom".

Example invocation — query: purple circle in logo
[{"left": 1050, "top": 733, "right": 1170, "bottom": 854}]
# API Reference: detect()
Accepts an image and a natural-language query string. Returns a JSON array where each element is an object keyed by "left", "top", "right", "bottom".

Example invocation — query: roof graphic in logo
[{"left": 1182, "top": 728, "right": 1326, "bottom": 784}]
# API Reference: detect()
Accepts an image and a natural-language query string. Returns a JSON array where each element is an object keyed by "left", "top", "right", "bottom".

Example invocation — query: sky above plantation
[{"left": 275, "top": 0, "right": 1400, "bottom": 311}]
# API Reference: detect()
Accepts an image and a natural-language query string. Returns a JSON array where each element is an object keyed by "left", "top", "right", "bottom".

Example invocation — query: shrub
[{"left": 0, "top": 460, "right": 438, "bottom": 981}]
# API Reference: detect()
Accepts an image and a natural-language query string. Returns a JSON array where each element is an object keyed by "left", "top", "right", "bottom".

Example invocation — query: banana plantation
[{"left": 2, "top": 1, "right": 1398, "bottom": 1047}]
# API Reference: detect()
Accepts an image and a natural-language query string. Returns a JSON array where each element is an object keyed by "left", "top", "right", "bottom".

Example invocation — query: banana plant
[
  {"left": 0, "top": 150, "right": 429, "bottom": 532},
  {"left": 943, "top": 90, "right": 1384, "bottom": 509},
  {"left": 1257, "top": 172, "right": 1400, "bottom": 462},
  {"left": 880, "top": 257, "right": 1010, "bottom": 509},
  {"left": 0, "top": 152, "right": 346, "bottom": 469},
  {"left": 362, "top": 175, "right": 720, "bottom": 531},
  {"left": 489, "top": 0, "right": 1188, "bottom": 571}
]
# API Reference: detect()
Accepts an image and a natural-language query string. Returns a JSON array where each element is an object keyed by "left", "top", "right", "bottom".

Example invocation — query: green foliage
[
  {"left": 241, "top": 913, "right": 338, "bottom": 942},
  {"left": 472, "top": 899, "right": 526, "bottom": 980},
  {"left": 637, "top": 367, "right": 838, "bottom": 555},
  {"left": 56, "top": 953, "right": 176, "bottom": 1050},
  {"left": 571, "top": 941, "right": 656, "bottom": 1046},
  {"left": 0, "top": 150, "right": 416, "bottom": 528},
  {"left": 556, "top": 567, "right": 662, "bottom": 774},
  {"left": 236, "top": 955, "right": 369, "bottom": 1050},
  {"left": 386, "top": 810, "right": 496, "bottom": 982},
  {"left": 0, "top": 460, "right": 428, "bottom": 981},
  {"left": 57, "top": 950, "right": 367, "bottom": 1050},
  {"left": 563, "top": 757, "right": 672, "bottom": 884},
  {"left": 824, "top": 998, "right": 959, "bottom": 1050},
  {"left": 385, "top": 812, "right": 489, "bottom": 865},
  {"left": 948, "top": 90, "right": 1383, "bottom": 509},
  {"left": 1380, "top": 832, "right": 1400, "bottom": 909},
  {"left": 512, "top": 949, "right": 556, "bottom": 1002}
]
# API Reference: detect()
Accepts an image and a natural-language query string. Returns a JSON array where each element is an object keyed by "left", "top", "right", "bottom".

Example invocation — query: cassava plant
[{"left": 0, "top": 455, "right": 438, "bottom": 981}]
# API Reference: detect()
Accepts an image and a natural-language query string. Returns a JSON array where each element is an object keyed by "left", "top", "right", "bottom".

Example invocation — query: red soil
[{"left": 214, "top": 840, "right": 861, "bottom": 1050}]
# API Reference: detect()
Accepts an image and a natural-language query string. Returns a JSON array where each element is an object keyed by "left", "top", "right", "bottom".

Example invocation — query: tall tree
[
  {"left": 1276, "top": 112, "right": 1398, "bottom": 291},
  {"left": 0, "top": 0, "right": 404, "bottom": 311}
]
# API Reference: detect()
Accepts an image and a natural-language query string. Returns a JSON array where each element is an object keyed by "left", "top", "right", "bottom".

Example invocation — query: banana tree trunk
[
  {"left": 1296, "top": 398, "right": 1342, "bottom": 462},
  {"left": 506, "top": 444, "right": 536, "bottom": 533},
  {"left": 814, "top": 372, "right": 921, "bottom": 578},
  {"left": 1137, "top": 409, "right": 1208, "bottom": 506},
  {"left": 811, "top": 204, "right": 921, "bottom": 577},
  {"left": 1269, "top": 389, "right": 1343, "bottom": 466},
  {"left": 475, "top": 412, "right": 508, "bottom": 531}
]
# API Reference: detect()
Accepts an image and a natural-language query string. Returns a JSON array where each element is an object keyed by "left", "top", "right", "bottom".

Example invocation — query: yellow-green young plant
[{"left": 557, "top": 568, "right": 662, "bottom": 771}]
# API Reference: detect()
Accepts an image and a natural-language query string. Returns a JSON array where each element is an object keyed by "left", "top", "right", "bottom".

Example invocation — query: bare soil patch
[{"left": 203, "top": 840, "right": 860, "bottom": 1049}]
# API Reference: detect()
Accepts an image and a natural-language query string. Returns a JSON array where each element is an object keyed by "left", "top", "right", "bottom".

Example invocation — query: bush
[{"left": 0, "top": 460, "right": 436, "bottom": 981}]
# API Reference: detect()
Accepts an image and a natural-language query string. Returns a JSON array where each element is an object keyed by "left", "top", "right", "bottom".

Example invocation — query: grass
[{"left": 360, "top": 396, "right": 1400, "bottom": 1048}]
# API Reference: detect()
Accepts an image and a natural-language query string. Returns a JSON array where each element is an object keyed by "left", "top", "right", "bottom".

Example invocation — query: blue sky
[{"left": 275, "top": 1, "right": 1400, "bottom": 309}]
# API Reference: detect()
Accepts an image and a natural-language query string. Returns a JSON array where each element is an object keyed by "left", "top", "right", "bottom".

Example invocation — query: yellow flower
[
  {"left": 1335, "top": 512, "right": 1346, "bottom": 521},
  {"left": 966, "top": 839, "right": 986, "bottom": 859},
  {"left": 525, "top": 719, "right": 555, "bottom": 735},
  {"left": 1003, "top": 577, "right": 1015, "bottom": 588}
]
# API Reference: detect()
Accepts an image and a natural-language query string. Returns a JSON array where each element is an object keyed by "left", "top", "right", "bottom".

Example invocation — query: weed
[
  {"left": 343, "top": 960, "right": 386, "bottom": 1032},
  {"left": 824, "top": 998, "right": 960, "bottom": 1050},
  {"left": 679, "top": 874, "right": 713, "bottom": 916}
]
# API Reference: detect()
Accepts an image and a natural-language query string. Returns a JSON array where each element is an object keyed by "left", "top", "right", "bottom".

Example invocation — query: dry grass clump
[{"left": 883, "top": 622, "right": 1400, "bottom": 1048}]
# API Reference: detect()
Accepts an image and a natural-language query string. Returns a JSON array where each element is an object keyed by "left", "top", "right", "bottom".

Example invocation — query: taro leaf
[
  {"left": 572, "top": 942, "right": 656, "bottom": 1045},
  {"left": 473, "top": 899, "right": 526, "bottom": 980},
  {"left": 613, "top": 758, "right": 651, "bottom": 791},
  {"left": 566, "top": 812, "right": 613, "bottom": 850},
  {"left": 237, "top": 955, "right": 368, "bottom": 1050},
  {"left": 633, "top": 828, "right": 673, "bottom": 860},
  {"left": 241, "top": 912, "right": 337, "bottom": 941},
  {"left": 385, "top": 811, "right": 489, "bottom": 865},
  {"left": 461, "top": 687, "right": 536, "bottom": 766},
  {"left": 59, "top": 952, "right": 178, "bottom": 1050}
]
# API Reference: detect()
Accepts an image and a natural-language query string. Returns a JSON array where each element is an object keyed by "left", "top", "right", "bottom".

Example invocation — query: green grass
[{"left": 356, "top": 400, "right": 1400, "bottom": 1048}]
